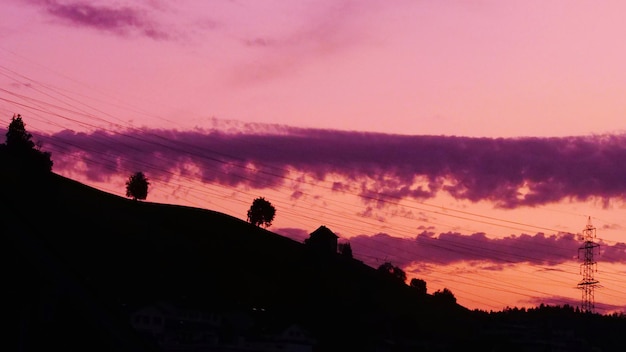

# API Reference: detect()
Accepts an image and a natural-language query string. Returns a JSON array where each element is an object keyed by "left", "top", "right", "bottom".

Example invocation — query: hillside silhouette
[
  {"left": 3, "top": 141, "right": 626, "bottom": 351},
  {"left": 2, "top": 161, "right": 478, "bottom": 350}
]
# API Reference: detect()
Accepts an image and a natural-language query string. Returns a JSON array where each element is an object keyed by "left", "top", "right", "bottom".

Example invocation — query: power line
[
  {"left": 1, "top": 101, "right": 616, "bottom": 310},
  {"left": 2, "top": 64, "right": 626, "bottom": 313}
]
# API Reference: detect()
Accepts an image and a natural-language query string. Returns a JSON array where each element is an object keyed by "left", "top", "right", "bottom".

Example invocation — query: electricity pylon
[{"left": 577, "top": 216, "right": 600, "bottom": 313}]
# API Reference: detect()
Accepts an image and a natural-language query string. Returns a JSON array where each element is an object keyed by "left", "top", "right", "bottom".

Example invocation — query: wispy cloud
[
  {"left": 30, "top": 0, "right": 170, "bottom": 39},
  {"left": 231, "top": 1, "right": 381, "bottom": 85},
  {"left": 36, "top": 126, "right": 626, "bottom": 209}
]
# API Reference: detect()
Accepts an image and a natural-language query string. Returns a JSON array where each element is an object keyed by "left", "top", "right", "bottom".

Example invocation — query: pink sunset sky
[{"left": 2, "top": 0, "right": 626, "bottom": 313}]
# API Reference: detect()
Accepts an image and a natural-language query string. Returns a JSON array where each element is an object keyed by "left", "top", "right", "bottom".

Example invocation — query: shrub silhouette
[
  {"left": 409, "top": 278, "right": 427, "bottom": 295},
  {"left": 433, "top": 287, "right": 457, "bottom": 305}
]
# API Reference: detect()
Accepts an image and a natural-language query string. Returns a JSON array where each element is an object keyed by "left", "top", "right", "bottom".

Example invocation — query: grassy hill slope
[{"left": 2, "top": 167, "right": 475, "bottom": 350}]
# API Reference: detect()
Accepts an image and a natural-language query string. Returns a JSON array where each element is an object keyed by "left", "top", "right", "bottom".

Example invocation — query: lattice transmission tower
[{"left": 577, "top": 217, "right": 601, "bottom": 313}]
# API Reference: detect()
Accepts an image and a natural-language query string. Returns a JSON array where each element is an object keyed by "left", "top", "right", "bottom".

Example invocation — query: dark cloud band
[
  {"left": 342, "top": 230, "right": 626, "bottom": 268},
  {"left": 34, "top": 127, "right": 626, "bottom": 208}
]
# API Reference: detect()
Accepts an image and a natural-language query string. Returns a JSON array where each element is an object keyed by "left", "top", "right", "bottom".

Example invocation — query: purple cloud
[
  {"left": 348, "top": 231, "right": 577, "bottom": 269},
  {"left": 33, "top": 0, "right": 169, "bottom": 39},
  {"left": 34, "top": 126, "right": 626, "bottom": 209},
  {"left": 335, "top": 230, "right": 626, "bottom": 269},
  {"left": 273, "top": 225, "right": 626, "bottom": 272}
]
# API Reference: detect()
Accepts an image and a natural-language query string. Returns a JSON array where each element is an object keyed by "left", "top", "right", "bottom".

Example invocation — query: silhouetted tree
[
  {"left": 338, "top": 242, "right": 353, "bottom": 258},
  {"left": 1, "top": 114, "right": 53, "bottom": 173},
  {"left": 125, "top": 171, "right": 149, "bottom": 201},
  {"left": 433, "top": 288, "right": 456, "bottom": 305},
  {"left": 247, "top": 197, "right": 276, "bottom": 228},
  {"left": 377, "top": 261, "right": 407, "bottom": 283},
  {"left": 6, "top": 114, "right": 35, "bottom": 150},
  {"left": 409, "top": 278, "right": 427, "bottom": 295}
]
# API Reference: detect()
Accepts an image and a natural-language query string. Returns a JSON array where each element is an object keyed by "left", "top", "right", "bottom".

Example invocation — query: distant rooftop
[{"left": 309, "top": 225, "right": 338, "bottom": 239}]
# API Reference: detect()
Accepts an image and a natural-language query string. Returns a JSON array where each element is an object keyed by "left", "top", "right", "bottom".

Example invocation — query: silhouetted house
[
  {"left": 305, "top": 225, "right": 338, "bottom": 254},
  {"left": 130, "top": 301, "right": 221, "bottom": 351}
]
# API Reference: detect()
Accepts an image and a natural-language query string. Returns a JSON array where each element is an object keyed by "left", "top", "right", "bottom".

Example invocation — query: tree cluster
[
  {"left": 377, "top": 261, "right": 407, "bottom": 283},
  {"left": 433, "top": 288, "right": 457, "bottom": 305}
]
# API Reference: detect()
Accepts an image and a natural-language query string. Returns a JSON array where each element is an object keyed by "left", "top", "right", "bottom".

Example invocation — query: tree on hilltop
[
  {"left": 6, "top": 114, "right": 36, "bottom": 150},
  {"left": 125, "top": 171, "right": 150, "bottom": 201},
  {"left": 247, "top": 197, "right": 276, "bottom": 228}
]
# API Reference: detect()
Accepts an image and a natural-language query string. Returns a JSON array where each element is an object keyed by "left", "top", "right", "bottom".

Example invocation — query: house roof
[{"left": 309, "top": 225, "right": 338, "bottom": 240}]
